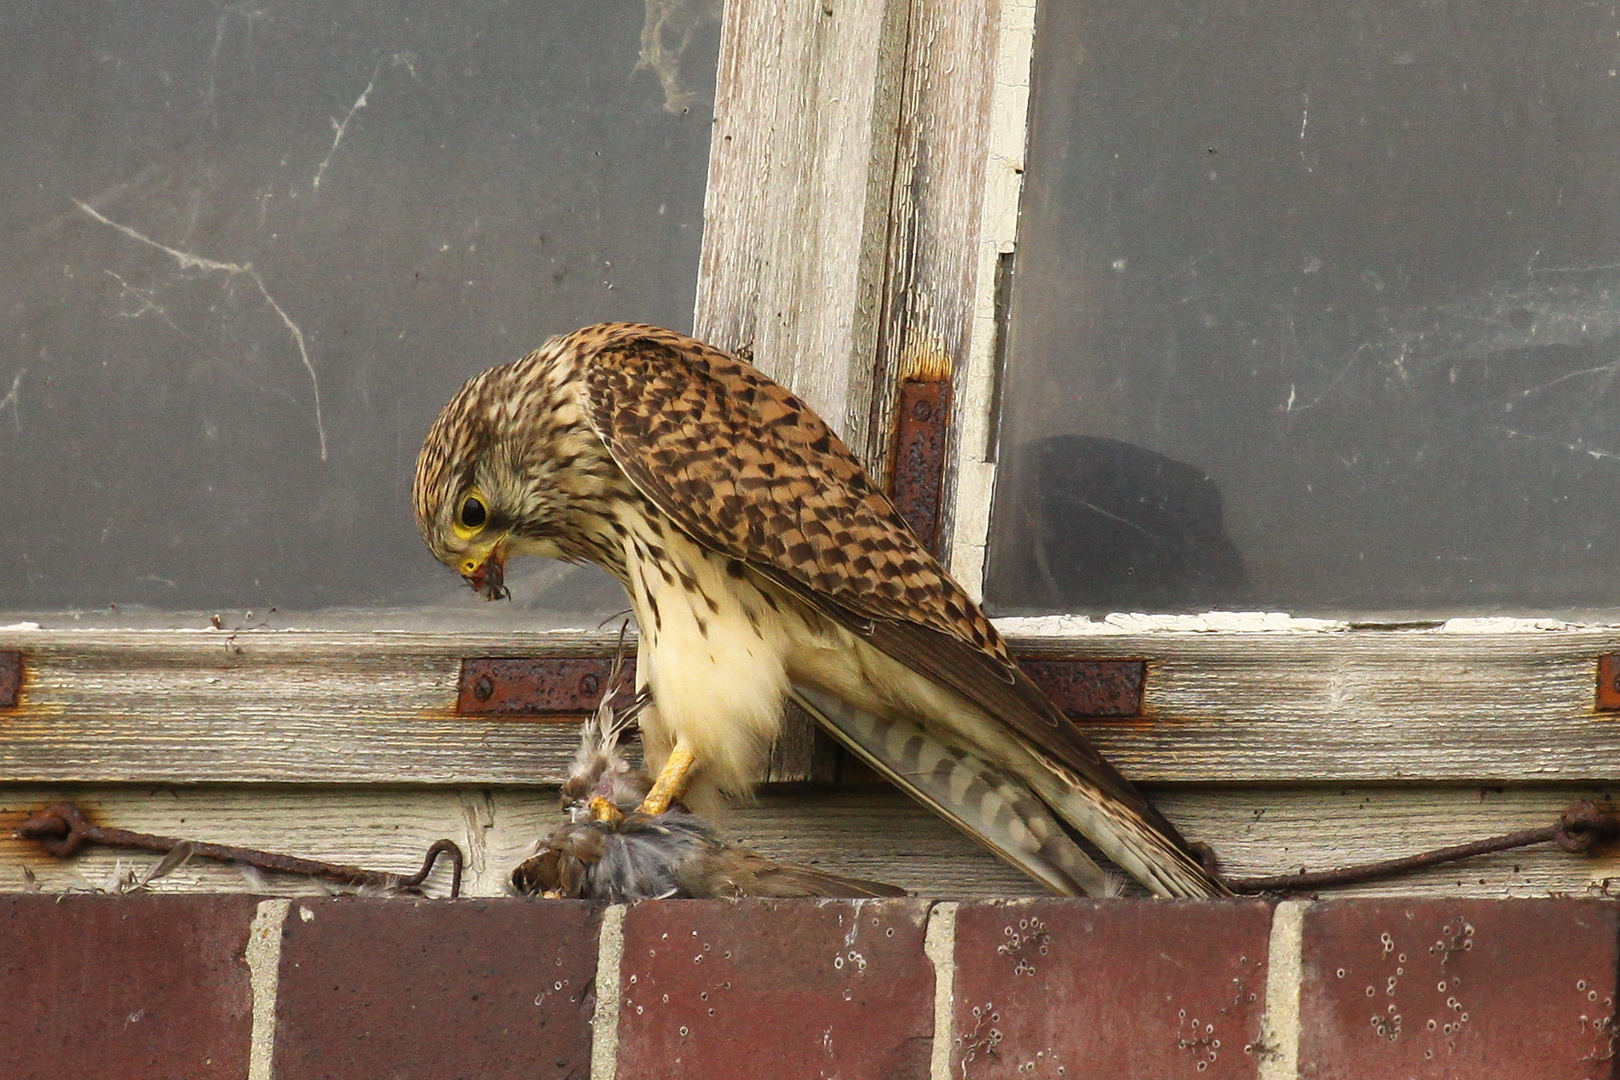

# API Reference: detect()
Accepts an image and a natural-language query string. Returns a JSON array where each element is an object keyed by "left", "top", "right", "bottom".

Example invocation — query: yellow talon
[
  {"left": 588, "top": 795, "right": 623, "bottom": 822},
  {"left": 637, "top": 743, "right": 697, "bottom": 815}
]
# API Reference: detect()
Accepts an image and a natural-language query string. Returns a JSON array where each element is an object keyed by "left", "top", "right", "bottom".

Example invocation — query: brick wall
[{"left": 2, "top": 895, "right": 1615, "bottom": 1079}]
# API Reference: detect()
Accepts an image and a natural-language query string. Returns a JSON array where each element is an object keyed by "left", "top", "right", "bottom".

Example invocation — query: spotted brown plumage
[
  {"left": 582, "top": 334, "right": 999, "bottom": 654},
  {"left": 414, "top": 322, "right": 1228, "bottom": 898}
]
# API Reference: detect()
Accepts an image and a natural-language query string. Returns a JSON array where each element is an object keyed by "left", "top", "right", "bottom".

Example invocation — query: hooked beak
[{"left": 460, "top": 542, "right": 510, "bottom": 601}]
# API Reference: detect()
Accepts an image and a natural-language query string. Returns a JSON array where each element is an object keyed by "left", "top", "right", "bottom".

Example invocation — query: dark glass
[
  {"left": 0, "top": 1, "right": 719, "bottom": 626},
  {"left": 987, "top": 0, "right": 1620, "bottom": 616}
]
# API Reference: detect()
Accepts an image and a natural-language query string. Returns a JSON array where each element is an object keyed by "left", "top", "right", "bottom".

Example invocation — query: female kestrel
[{"left": 414, "top": 322, "right": 1226, "bottom": 898}]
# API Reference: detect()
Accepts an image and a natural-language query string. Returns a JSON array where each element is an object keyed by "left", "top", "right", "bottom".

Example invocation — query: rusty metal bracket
[
  {"left": 1017, "top": 658, "right": 1147, "bottom": 718},
  {"left": 1598, "top": 654, "right": 1620, "bottom": 711},
  {"left": 17, "top": 803, "right": 463, "bottom": 897},
  {"left": 889, "top": 373, "right": 952, "bottom": 557},
  {"left": 460, "top": 653, "right": 1145, "bottom": 720},
  {"left": 458, "top": 656, "right": 637, "bottom": 717},
  {"left": 0, "top": 651, "right": 19, "bottom": 709}
]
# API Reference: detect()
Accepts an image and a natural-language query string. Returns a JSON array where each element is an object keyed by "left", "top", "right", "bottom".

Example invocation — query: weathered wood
[
  {"left": 0, "top": 784, "right": 1038, "bottom": 900},
  {"left": 0, "top": 630, "right": 598, "bottom": 785},
  {"left": 1014, "top": 630, "right": 1620, "bottom": 784},
  {"left": 1155, "top": 785, "right": 1620, "bottom": 899},
  {"left": 765, "top": 698, "right": 840, "bottom": 784},
  {"left": 4, "top": 627, "right": 1620, "bottom": 785},
  {"left": 693, "top": 0, "right": 909, "bottom": 454},
  {"left": 942, "top": 0, "right": 1038, "bottom": 600},
  {"left": 867, "top": 0, "right": 1001, "bottom": 476},
  {"left": 6, "top": 783, "right": 1617, "bottom": 900},
  {"left": 692, "top": 0, "right": 916, "bottom": 784}
]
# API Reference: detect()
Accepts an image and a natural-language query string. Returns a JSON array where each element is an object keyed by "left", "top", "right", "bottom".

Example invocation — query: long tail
[
  {"left": 1011, "top": 745, "right": 1228, "bottom": 898},
  {"left": 792, "top": 685, "right": 1227, "bottom": 898},
  {"left": 791, "top": 686, "right": 1122, "bottom": 897}
]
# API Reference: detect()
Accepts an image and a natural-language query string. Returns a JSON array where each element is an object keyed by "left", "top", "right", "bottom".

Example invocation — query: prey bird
[
  {"left": 516, "top": 651, "right": 908, "bottom": 901},
  {"left": 514, "top": 811, "right": 911, "bottom": 901},
  {"left": 414, "top": 322, "right": 1227, "bottom": 898}
]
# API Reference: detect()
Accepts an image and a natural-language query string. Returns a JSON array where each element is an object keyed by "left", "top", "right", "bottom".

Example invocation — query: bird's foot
[{"left": 637, "top": 743, "right": 696, "bottom": 816}]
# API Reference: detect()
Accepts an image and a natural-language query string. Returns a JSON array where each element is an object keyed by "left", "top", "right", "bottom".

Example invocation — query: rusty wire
[
  {"left": 16, "top": 802, "right": 463, "bottom": 898},
  {"left": 18, "top": 798, "right": 1620, "bottom": 901},
  {"left": 1227, "top": 800, "right": 1620, "bottom": 894}
]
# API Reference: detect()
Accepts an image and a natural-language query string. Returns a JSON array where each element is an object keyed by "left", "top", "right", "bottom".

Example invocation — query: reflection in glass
[
  {"left": 987, "top": 0, "right": 1620, "bottom": 616},
  {"left": 994, "top": 435, "right": 1248, "bottom": 613},
  {"left": 0, "top": 1, "right": 719, "bottom": 626}
]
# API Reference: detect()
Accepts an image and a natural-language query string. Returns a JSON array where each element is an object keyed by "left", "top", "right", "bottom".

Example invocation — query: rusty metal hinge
[
  {"left": 458, "top": 654, "right": 1145, "bottom": 719},
  {"left": 1598, "top": 654, "right": 1620, "bottom": 711},
  {"left": 1019, "top": 658, "right": 1147, "bottom": 719},
  {"left": 457, "top": 656, "right": 637, "bottom": 717},
  {"left": 0, "top": 651, "right": 19, "bottom": 709},
  {"left": 889, "top": 367, "right": 952, "bottom": 557}
]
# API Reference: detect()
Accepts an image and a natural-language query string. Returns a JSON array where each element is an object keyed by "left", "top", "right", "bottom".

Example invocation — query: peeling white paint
[
  {"left": 1436, "top": 616, "right": 1581, "bottom": 633},
  {"left": 996, "top": 611, "right": 1353, "bottom": 636},
  {"left": 996, "top": 610, "right": 1620, "bottom": 635}
]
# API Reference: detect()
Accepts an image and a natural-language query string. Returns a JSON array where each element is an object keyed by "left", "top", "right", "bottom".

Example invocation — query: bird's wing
[
  {"left": 691, "top": 832, "right": 911, "bottom": 898},
  {"left": 579, "top": 325, "right": 1217, "bottom": 892}
]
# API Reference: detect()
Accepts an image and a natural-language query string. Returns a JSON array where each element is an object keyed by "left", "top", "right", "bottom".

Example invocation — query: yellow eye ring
[{"left": 455, "top": 490, "right": 489, "bottom": 536}]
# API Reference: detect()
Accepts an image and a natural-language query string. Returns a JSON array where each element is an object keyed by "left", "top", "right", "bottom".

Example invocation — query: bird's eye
[{"left": 458, "top": 495, "right": 488, "bottom": 530}]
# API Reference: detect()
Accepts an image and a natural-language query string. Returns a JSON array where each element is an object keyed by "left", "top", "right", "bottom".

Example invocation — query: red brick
[
  {"left": 614, "top": 899, "right": 934, "bottom": 1080},
  {"left": 273, "top": 898, "right": 600, "bottom": 1080},
  {"left": 1299, "top": 898, "right": 1619, "bottom": 1080},
  {"left": 951, "top": 899, "right": 1273, "bottom": 1079},
  {"left": 0, "top": 894, "right": 258, "bottom": 1080}
]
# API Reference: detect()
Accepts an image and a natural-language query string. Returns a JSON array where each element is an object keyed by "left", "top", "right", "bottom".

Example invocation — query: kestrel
[{"left": 414, "top": 322, "right": 1226, "bottom": 898}]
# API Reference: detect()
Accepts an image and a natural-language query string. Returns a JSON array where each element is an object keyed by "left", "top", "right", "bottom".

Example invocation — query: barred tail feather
[
  {"left": 790, "top": 686, "right": 1123, "bottom": 898},
  {"left": 1018, "top": 751, "right": 1229, "bottom": 899}
]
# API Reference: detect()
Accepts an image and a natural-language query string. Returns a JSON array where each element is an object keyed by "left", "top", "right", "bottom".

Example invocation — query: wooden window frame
[{"left": 6, "top": 0, "right": 1620, "bottom": 899}]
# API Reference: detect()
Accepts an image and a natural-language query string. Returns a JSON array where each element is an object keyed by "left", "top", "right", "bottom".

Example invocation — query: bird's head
[{"left": 413, "top": 353, "right": 590, "bottom": 600}]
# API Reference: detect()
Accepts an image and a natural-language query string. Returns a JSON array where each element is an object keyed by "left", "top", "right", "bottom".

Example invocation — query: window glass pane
[
  {"left": 0, "top": 1, "right": 718, "bottom": 627},
  {"left": 986, "top": 0, "right": 1620, "bottom": 616}
]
